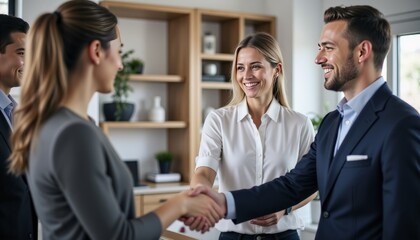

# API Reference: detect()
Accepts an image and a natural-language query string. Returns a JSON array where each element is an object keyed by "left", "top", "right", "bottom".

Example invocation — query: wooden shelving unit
[
  {"left": 128, "top": 74, "right": 183, "bottom": 83},
  {"left": 100, "top": 121, "right": 187, "bottom": 135},
  {"left": 99, "top": 1, "right": 276, "bottom": 217},
  {"left": 201, "top": 82, "right": 232, "bottom": 90},
  {"left": 99, "top": 1, "right": 195, "bottom": 183}
]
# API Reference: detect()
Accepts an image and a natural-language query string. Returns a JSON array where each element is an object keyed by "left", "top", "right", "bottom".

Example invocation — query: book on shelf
[
  {"left": 146, "top": 173, "right": 181, "bottom": 183},
  {"left": 202, "top": 74, "right": 226, "bottom": 82}
]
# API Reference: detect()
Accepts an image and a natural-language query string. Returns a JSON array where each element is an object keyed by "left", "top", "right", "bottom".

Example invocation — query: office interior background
[{"left": 2, "top": 0, "right": 419, "bottom": 239}]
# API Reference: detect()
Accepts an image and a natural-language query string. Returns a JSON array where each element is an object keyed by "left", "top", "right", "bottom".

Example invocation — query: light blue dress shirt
[
  {"left": 0, "top": 90, "right": 16, "bottom": 129},
  {"left": 224, "top": 77, "right": 387, "bottom": 219}
]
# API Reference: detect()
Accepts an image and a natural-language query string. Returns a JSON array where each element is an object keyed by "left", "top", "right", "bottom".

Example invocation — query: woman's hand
[
  {"left": 249, "top": 210, "right": 285, "bottom": 227},
  {"left": 179, "top": 190, "right": 224, "bottom": 231}
]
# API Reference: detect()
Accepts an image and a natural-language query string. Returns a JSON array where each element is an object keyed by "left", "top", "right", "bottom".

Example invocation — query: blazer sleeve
[
  {"left": 52, "top": 123, "right": 162, "bottom": 240},
  {"left": 382, "top": 113, "right": 420, "bottom": 239},
  {"left": 231, "top": 141, "right": 318, "bottom": 224}
]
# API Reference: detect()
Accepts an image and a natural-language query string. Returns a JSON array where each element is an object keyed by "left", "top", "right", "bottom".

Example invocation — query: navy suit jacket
[
  {"left": 0, "top": 113, "right": 38, "bottom": 239},
  {"left": 231, "top": 83, "right": 420, "bottom": 240}
]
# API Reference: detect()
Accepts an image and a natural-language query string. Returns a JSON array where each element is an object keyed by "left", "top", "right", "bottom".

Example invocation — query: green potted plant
[
  {"left": 128, "top": 58, "right": 144, "bottom": 74},
  {"left": 309, "top": 113, "right": 324, "bottom": 132},
  {"left": 155, "top": 151, "right": 174, "bottom": 174},
  {"left": 103, "top": 50, "right": 136, "bottom": 121}
]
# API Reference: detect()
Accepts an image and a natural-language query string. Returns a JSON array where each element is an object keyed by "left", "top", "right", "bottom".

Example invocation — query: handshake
[{"left": 177, "top": 185, "right": 227, "bottom": 233}]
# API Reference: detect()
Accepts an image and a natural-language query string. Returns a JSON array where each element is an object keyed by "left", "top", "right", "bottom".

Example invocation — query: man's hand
[
  {"left": 189, "top": 185, "right": 227, "bottom": 216},
  {"left": 180, "top": 185, "right": 227, "bottom": 232}
]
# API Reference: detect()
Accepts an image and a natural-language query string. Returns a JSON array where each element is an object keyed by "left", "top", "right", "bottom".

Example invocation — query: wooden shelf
[
  {"left": 201, "top": 82, "right": 232, "bottom": 90},
  {"left": 100, "top": 1, "right": 191, "bottom": 20},
  {"left": 200, "top": 53, "right": 234, "bottom": 62},
  {"left": 129, "top": 74, "right": 183, "bottom": 83},
  {"left": 100, "top": 121, "right": 187, "bottom": 134}
]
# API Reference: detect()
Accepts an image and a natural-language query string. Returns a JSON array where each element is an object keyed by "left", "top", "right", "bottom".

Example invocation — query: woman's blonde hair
[
  {"left": 227, "top": 32, "right": 289, "bottom": 108},
  {"left": 9, "top": 0, "right": 117, "bottom": 175}
]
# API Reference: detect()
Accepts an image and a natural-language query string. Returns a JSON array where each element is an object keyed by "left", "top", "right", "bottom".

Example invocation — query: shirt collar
[
  {"left": 337, "top": 77, "right": 386, "bottom": 116},
  {"left": 265, "top": 98, "right": 281, "bottom": 122},
  {"left": 237, "top": 98, "right": 281, "bottom": 122},
  {"left": 0, "top": 90, "right": 14, "bottom": 110},
  {"left": 237, "top": 99, "right": 248, "bottom": 121}
]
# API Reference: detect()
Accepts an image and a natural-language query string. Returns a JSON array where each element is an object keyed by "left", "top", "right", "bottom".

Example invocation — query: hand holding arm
[{"left": 250, "top": 191, "right": 318, "bottom": 227}]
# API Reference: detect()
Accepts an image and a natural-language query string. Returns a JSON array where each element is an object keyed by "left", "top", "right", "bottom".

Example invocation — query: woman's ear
[
  {"left": 88, "top": 40, "right": 102, "bottom": 65},
  {"left": 276, "top": 63, "right": 282, "bottom": 76}
]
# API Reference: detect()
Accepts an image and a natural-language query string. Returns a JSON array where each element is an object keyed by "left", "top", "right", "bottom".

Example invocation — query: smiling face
[
  {"left": 315, "top": 20, "right": 359, "bottom": 92},
  {"left": 0, "top": 31, "right": 26, "bottom": 94},
  {"left": 236, "top": 47, "right": 278, "bottom": 102}
]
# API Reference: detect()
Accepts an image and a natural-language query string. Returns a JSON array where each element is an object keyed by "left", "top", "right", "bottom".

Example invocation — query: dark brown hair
[
  {"left": 324, "top": 5, "right": 391, "bottom": 70},
  {"left": 9, "top": 0, "right": 118, "bottom": 175},
  {"left": 0, "top": 14, "right": 29, "bottom": 53}
]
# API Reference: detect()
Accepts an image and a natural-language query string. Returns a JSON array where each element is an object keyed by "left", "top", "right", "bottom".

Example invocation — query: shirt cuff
[{"left": 223, "top": 191, "right": 236, "bottom": 219}]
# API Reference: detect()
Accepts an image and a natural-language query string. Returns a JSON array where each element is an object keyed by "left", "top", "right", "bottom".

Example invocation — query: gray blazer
[{"left": 28, "top": 108, "right": 161, "bottom": 240}]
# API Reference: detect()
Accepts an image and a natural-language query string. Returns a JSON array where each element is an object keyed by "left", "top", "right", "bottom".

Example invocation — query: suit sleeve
[
  {"left": 52, "top": 123, "right": 161, "bottom": 240},
  {"left": 382, "top": 114, "right": 420, "bottom": 239},
  {"left": 231, "top": 140, "right": 318, "bottom": 224}
]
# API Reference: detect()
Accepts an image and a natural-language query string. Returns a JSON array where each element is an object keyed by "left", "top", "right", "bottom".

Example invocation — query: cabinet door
[{"left": 139, "top": 193, "right": 178, "bottom": 216}]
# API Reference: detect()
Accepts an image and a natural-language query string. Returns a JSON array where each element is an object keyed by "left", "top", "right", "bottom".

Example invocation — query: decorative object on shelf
[
  {"left": 127, "top": 58, "right": 144, "bottom": 74},
  {"left": 310, "top": 193, "right": 321, "bottom": 224},
  {"left": 155, "top": 151, "right": 174, "bottom": 174},
  {"left": 103, "top": 102, "right": 135, "bottom": 121},
  {"left": 146, "top": 172, "right": 181, "bottom": 183},
  {"left": 202, "top": 75, "right": 226, "bottom": 82},
  {"left": 148, "top": 96, "right": 165, "bottom": 122},
  {"left": 202, "top": 32, "right": 216, "bottom": 54},
  {"left": 103, "top": 49, "right": 136, "bottom": 121},
  {"left": 203, "top": 62, "right": 217, "bottom": 76}
]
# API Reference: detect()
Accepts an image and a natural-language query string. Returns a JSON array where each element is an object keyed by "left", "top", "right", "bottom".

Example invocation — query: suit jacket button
[{"left": 323, "top": 211, "right": 329, "bottom": 218}]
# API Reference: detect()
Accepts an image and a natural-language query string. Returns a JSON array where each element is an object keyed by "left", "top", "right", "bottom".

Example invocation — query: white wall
[
  {"left": 19, "top": 0, "right": 420, "bottom": 238},
  {"left": 21, "top": 0, "right": 420, "bottom": 180}
]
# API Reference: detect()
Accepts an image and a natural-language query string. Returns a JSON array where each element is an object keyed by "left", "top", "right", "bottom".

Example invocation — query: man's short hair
[{"left": 0, "top": 14, "right": 29, "bottom": 53}]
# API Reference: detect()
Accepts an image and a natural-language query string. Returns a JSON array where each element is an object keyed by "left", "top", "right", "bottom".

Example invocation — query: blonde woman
[
  {"left": 188, "top": 32, "right": 317, "bottom": 239},
  {"left": 8, "top": 1, "right": 222, "bottom": 239}
]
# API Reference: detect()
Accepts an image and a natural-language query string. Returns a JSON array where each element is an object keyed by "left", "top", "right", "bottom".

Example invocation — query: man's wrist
[
  {"left": 223, "top": 191, "right": 236, "bottom": 219},
  {"left": 284, "top": 207, "right": 292, "bottom": 215}
]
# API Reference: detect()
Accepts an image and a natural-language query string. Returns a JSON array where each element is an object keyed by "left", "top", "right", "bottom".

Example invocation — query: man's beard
[{"left": 324, "top": 53, "right": 358, "bottom": 92}]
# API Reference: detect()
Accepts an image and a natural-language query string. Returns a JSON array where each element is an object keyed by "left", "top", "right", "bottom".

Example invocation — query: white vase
[
  {"left": 203, "top": 63, "right": 217, "bottom": 76},
  {"left": 149, "top": 96, "right": 165, "bottom": 122},
  {"left": 310, "top": 200, "right": 321, "bottom": 224},
  {"left": 202, "top": 32, "right": 216, "bottom": 54}
]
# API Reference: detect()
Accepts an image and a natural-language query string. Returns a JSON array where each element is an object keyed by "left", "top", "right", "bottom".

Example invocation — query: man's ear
[
  {"left": 357, "top": 40, "right": 373, "bottom": 63},
  {"left": 88, "top": 40, "right": 102, "bottom": 65}
]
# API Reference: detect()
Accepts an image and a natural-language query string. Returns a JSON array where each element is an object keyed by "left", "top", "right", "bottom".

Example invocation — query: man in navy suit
[
  {"left": 186, "top": 5, "right": 420, "bottom": 240},
  {"left": 0, "top": 14, "right": 38, "bottom": 239}
]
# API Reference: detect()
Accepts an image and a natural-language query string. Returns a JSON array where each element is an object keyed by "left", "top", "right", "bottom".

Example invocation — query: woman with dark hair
[{"left": 8, "top": 1, "right": 222, "bottom": 239}]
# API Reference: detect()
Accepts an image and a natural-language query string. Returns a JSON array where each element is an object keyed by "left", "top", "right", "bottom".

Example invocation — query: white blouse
[{"left": 196, "top": 99, "right": 315, "bottom": 234}]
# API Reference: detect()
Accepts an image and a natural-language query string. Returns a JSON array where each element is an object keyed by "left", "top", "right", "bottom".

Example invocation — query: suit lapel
[
  {"left": 0, "top": 114, "right": 11, "bottom": 151},
  {"left": 323, "top": 84, "right": 391, "bottom": 201},
  {"left": 318, "top": 111, "right": 341, "bottom": 203}
]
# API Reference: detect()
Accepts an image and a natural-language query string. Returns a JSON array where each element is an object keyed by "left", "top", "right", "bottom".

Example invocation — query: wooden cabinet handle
[{"left": 159, "top": 199, "right": 168, "bottom": 203}]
